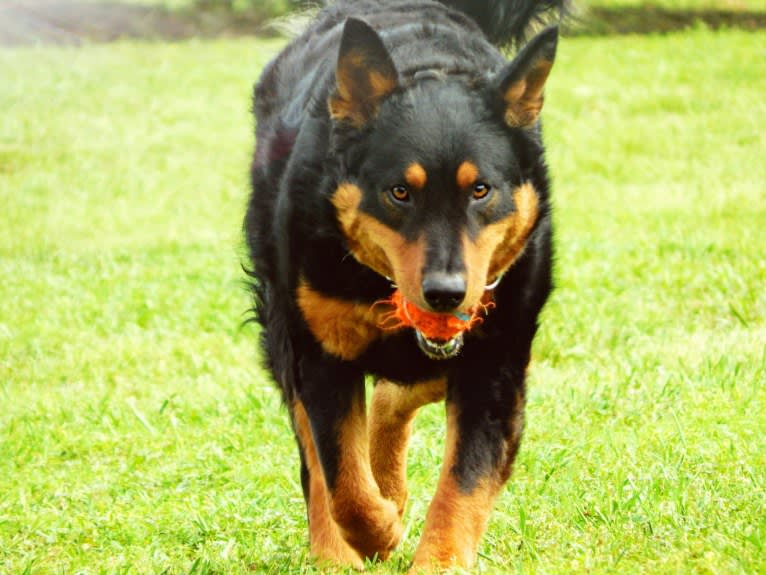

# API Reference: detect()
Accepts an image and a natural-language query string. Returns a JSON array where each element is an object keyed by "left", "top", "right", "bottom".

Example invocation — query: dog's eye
[
  {"left": 472, "top": 183, "right": 492, "bottom": 201},
  {"left": 389, "top": 184, "right": 410, "bottom": 203}
]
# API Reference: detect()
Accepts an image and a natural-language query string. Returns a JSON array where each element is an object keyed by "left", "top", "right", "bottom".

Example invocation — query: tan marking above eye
[
  {"left": 404, "top": 163, "right": 427, "bottom": 190},
  {"left": 456, "top": 161, "right": 479, "bottom": 189}
]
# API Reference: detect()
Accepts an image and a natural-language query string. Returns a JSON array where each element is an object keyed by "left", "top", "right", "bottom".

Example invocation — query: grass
[
  {"left": 585, "top": 0, "right": 766, "bottom": 10},
  {"left": 1, "top": 27, "right": 765, "bottom": 575}
]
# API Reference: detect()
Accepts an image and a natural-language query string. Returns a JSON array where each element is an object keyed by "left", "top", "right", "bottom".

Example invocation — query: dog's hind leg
[
  {"left": 292, "top": 401, "right": 365, "bottom": 570},
  {"left": 297, "top": 355, "right": 404, "bottom": 562},
  {"left": 368, "top": 379, "right": 446, "bottom": 517}
]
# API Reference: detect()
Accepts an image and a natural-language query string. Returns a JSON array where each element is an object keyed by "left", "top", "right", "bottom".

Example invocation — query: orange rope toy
[{"left": 377, "top": 290, "right": 492, "bottom": 341}]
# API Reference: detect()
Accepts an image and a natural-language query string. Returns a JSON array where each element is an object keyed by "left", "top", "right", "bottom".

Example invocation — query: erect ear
[
  {"left": 494, "top": 26, "right": 558, "bottom": 128},
  {"left": 329, "top": 18, "right": 399, "bottom": 127}
]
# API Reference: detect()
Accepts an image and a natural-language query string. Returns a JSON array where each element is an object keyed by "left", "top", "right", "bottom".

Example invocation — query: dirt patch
[
  {"left": 1, "top": 1, "right": 765, "bottom": 46},
  {"left": 0, "top": 1, "right": 267, "bottom": 46}
]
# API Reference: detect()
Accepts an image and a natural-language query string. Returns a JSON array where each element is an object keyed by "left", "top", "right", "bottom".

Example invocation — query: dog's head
[{"left": 329, "top": 19, "right": 557, "bottom": 357}]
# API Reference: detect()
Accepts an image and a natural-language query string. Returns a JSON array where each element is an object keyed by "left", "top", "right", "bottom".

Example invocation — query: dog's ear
[
  {"left": 329, "top": 18, "right": 399, "bottom": 127},
  {"left": 493, "top": 26, "right": 558, "bottom": 128}
]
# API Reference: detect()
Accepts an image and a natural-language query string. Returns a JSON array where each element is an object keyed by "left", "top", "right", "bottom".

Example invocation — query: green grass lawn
[
  {"left": 2, "top": 28, "right": 765, "bottom": 575},
  {"left": 585, "top": 0, "right": 766, "bottom": 9}
]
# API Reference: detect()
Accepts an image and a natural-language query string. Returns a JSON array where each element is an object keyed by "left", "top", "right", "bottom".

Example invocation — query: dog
[{"left": 245, "top": 0, "right": 564, "bottom": 569}]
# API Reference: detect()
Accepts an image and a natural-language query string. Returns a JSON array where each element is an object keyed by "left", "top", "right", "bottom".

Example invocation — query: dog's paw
[
  {"left": 335, "top": 495, "right": 404, "bottom": 561},
  {"left": 407, "top": 541, "right": 476, "bottom": 574},
  {"left": 311, "top": 531, "right": 366, "bottom": 571}
]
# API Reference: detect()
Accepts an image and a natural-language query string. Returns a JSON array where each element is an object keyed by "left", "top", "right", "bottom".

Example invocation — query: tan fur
[
  {"left": 411, "top": 479, "right": 500, "bottom": 571},
  {"left": 410, "top": 405, "right": 499, "bottom": 571},
  {"left": 405, "top": 163, "right": 428, "bottom": 190},
  {"left": 503, "top": 59, "right": 553, "bottom": 128},
  {"left": 456, "top": 161, "right": 479, "bottom": 189},
  {"left": 462, "top": 182, "right": 540, "bottom": 307},
  {"left": 409, "top": 405, "right": 500, "bottom": 572},
  {"left": 369, "top": 379, "right": 447, "bottom": 515},
  {"left": 410, "top": 387, "right": 527, "bottom": 572},
  {"left": 293, "top": 401, "right": 365, "bottom": 570},
  {"left": 332, "top": 183, "right": 428, "bottom": 309},
  {"left": 329, "top": 52, "right": 398, "bottom": 127},
  {"left": 487, "top": 182, "right": 540, "bottom": 279},
  {"left": 296, "top": 280, "right": 389, "bottom": 360},
  {"left": 332, "top": 183, "right": 395, "bottom": 279},
  {"left": 330, "top": 390, "right": 404, "bottom": 560}
]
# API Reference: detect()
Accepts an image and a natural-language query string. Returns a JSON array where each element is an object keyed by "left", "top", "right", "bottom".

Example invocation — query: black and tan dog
[{"left": 245, "top": 0, "right": 564, "bottom": 570}]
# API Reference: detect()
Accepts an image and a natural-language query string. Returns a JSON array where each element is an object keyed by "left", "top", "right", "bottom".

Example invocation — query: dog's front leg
[
  {"left": 368, "top": 379, "right": 447, "bottom": 517},
  {"left": 411, "top": 364, "right": 527, "bottom": 571},
  {"left": 292, "top": 400, "right": 364, "bottom": 569},
  {"left": 297, "top": 353, "right": 404, "bottom": 562}
]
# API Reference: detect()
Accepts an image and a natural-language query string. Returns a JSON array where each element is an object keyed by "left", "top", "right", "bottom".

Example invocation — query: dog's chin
[{"left": 415, "top": 331, "right": 464, "bottom": 360}]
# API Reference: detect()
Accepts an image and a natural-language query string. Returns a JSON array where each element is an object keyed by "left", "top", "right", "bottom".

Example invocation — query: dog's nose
[{"left": 422, "top": 273, "right": 466, "bottom": 312}]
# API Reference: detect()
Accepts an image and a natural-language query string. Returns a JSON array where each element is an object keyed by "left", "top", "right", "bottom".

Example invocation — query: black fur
[{"left": 244, "top": 0, "right": 564, "bottom": 565}]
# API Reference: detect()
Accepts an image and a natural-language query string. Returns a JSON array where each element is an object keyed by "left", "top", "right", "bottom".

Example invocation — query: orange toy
[{"left": 378, "top": 290, "right": 490, "bottom": 341}]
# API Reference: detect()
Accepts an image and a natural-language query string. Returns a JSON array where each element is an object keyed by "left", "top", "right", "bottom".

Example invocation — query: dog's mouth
[
  {"left": 380, "top": 278, "right": 495, "bottom": 360},
  {"left": 415, "top": 330, "right": 464, "bottom": 360}
]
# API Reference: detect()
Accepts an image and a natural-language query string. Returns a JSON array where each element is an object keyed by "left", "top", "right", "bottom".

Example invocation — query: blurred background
[
  {"left": 2, "top": 0, "right": 766, "bottom": 45},
  {"left": 2, "top": 1, "right": 764, "bottom": 574}
]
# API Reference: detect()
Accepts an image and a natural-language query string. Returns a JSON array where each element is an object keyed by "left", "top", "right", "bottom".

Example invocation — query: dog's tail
[{"left": 437, "top": 0, "right": 569, "bottom": 46}]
